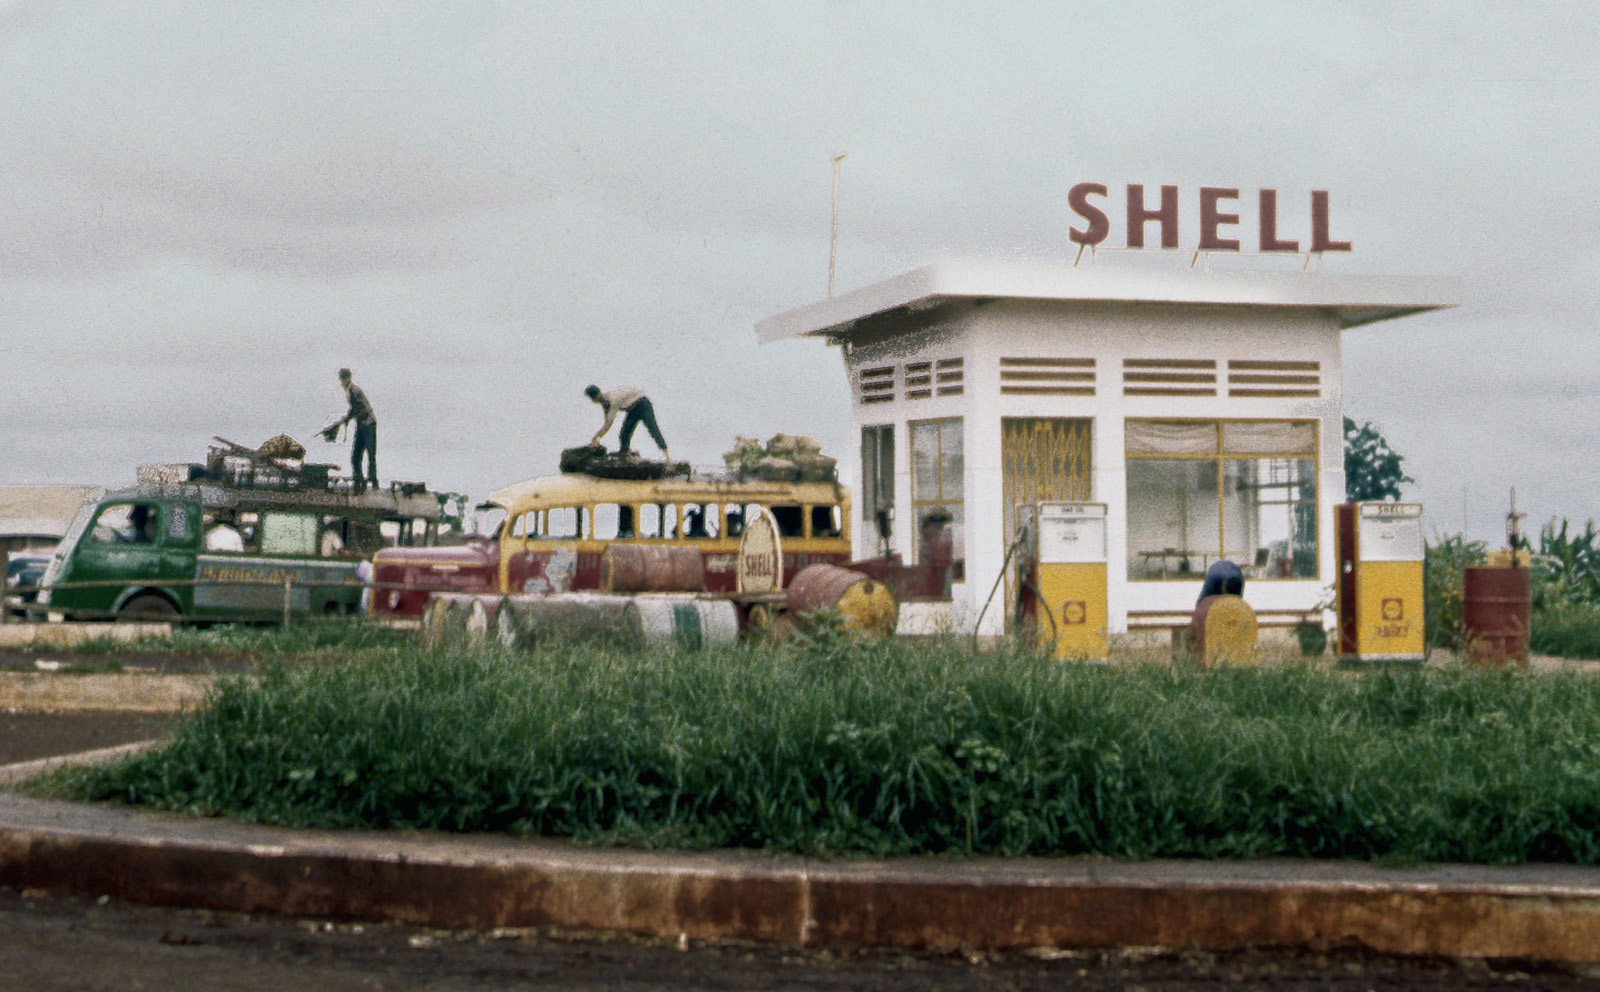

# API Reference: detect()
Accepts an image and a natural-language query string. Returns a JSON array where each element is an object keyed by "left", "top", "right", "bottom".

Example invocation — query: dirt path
[{"left": 2, "top": 885, "right": 1595, "bottom": 992}]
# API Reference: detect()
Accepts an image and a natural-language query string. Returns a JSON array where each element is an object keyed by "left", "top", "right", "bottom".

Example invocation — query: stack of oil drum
[{"left": 420, "top": 547, "right": 898, "bottom": 651}]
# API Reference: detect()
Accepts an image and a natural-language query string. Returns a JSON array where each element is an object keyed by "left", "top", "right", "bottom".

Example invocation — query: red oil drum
[
  {"left": 1462, "top": 566, "right": 1530, "bottom": 666},
  {"left": 600, "top": 545, "right": 705, "bottom": 593},
  {"left": 786, "top": 563, "right": 898, "bottom": 638}
]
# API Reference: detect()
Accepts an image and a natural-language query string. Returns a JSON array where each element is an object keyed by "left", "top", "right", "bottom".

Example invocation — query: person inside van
[{"left": 126, "top": 505, "right": 159, "bottom": 544}]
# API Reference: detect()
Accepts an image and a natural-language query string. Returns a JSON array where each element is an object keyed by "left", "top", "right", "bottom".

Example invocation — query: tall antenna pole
[{"left": 828, "top": 153, "right": 846, "bottom": 299}]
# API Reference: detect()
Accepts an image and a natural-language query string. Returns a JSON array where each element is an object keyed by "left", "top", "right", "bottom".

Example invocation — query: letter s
[{"left": 1068, "top": 182, "right": 1109, "bottom": 245}]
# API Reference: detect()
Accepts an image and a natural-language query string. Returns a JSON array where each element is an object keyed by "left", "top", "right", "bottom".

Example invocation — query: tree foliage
[{"left": 1343, "top": 416, "right": 1413, "bottom": 502}]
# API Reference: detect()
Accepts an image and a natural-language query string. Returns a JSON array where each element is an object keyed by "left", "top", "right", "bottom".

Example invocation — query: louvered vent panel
[
  {"left": 935, "top": 357, "right": 964, "bottom": 396},
  {"left": 904, "top": 361, "right": 933, "bottom": 400},
  {"left": 1123, "top": 358, "right": 1218, "bottom": 396},
  {"left": 1227, "top": 360, "right": 1321, "bottom": 398},
  {"left": 1000, "top": 357, "right": 1095, "bottom": 396},
  {"left": 858, "top": 365, "right": 895, "bottom": 405}
]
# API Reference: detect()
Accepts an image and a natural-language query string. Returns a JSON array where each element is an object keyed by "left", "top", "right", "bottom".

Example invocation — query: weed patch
[{"left": 45, "top": 639, "right": 1600, "bottom": 863}]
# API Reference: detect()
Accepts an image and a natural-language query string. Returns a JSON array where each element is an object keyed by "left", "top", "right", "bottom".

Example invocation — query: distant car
[{"left": 5, "top": 552, "right": 52, "bottom": 618}]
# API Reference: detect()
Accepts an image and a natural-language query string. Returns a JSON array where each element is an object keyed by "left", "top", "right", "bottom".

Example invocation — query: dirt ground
[
  {"left": 3, "top": 885, "right": 1597, "bottom": 992},
  {"left": 0, "top": 710, "right": 175, "bottom": 765}
]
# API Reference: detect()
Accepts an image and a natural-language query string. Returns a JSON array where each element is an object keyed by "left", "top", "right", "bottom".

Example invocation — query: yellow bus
[{"left": 371, "top": 473, "right": 851, "bottom": 614}]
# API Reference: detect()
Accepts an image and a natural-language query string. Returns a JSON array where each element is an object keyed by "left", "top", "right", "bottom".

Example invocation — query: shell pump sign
[
  {"left": 1336, "top": 502, "right": 1425, "bottom": 661},
  {"left": 1025, "top": 502, "right": 1109, "bottom": 662}
]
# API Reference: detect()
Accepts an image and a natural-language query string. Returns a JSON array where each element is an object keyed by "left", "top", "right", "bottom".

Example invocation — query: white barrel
[
  {"left": 494, "top": 593, "right": 639, "bottom": 651},
  {"left": 624, "top": 594, "right": 740, "bottom": 650},
  {"left": 465, "top": 595, "right": 504, "bottom": 648}
]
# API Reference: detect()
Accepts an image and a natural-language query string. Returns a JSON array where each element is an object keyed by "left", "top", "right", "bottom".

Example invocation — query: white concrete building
[{"left": 757, "top": 261, "right": 1459, "bottom": 637}]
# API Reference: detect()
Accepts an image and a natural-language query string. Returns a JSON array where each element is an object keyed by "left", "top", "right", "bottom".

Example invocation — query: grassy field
[{"left": 43, "top": 629, "right": 1600, "bottom": 865}]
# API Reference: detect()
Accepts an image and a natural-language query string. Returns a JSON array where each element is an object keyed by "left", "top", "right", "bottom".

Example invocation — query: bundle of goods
[
  {"left": 559, "top": 443, "right": 671, "bottom": 479},
  {"left": 721, "top": 433, "right": 837, "bottom": 482}
]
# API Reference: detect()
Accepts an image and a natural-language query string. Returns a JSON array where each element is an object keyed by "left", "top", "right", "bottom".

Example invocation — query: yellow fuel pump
[
  {"left": 1335, "top": 502, "right": 1425, "bottom": 661},
  {"left": 1027, "top": 502, "right": 1109, "bottom": 661}
]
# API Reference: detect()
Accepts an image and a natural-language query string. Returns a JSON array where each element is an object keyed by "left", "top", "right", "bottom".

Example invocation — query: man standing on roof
[
  {"left": 586, "top": 385, "right": 670, "bottom": 464},
  {"left": 329, "top": 367, "right": 378, "bottom": 493}
]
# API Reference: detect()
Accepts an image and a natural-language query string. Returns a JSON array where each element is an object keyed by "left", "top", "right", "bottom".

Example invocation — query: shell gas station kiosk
[{"left": 757, "top": 257, "right": 1459, "bottom": 648}]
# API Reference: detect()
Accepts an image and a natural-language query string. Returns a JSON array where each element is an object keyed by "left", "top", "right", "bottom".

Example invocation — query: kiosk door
[
  {"left": 1033, "top": 502, "right": 1109, "bottom": 661},
  {"left": 1336, "top": 502, "right": 1425, "bottom": 661}
]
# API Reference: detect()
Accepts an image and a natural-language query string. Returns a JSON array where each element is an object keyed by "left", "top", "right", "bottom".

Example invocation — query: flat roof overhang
[{"left": 755, "top": 261, "right": 1461, "bottom": 344}]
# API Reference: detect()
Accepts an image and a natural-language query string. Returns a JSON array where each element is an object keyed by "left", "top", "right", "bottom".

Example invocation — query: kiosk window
[
  {"left": 1125, "top": 419, "right": 1317, "bottom": 581},
  {"left": 862, "top": 425, "right": 894, "bottom": 522},
  {"left": 911, "top": 418, "right": 964, "bottom": 569}
]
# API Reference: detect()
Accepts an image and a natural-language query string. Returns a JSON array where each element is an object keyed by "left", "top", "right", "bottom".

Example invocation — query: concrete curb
[
  {"left": 5, "top": 789, "right": 1600, "bottom": 961},
  {"left": 0, "top": 671, "right": 213, "bottom": 713}
]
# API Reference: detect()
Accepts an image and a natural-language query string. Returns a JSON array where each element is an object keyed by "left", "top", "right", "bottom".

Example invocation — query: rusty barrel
[
  {"left": 1463, "top": 566, "right": 1530, "bottom": 666},
  {"left": 494, "top": 593, "right": 639, "bottom": 651},
  {"left": 421, "top": 592, "right": 479, "bottom": 650},
  {"left": 600, "top": 545, "right": 705, "bottom": 594},
  {"left": 624, "top": 594, "right": 740, "bottom": 650},
  {"left": 786, "top": 564, "right": 898, "bottom": 639},
  {"left": 1190, "top": 594, "right": 1259, "bottom": 668}
]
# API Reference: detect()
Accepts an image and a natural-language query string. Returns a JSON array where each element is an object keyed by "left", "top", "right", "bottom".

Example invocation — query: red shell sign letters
[{"left": 1068, "top": 184, "right": 1351, "bottom": 253}]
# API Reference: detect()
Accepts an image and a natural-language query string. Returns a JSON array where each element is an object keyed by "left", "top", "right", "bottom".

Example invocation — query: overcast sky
[{"left": 1, "top": 2, "right": 1595, "bottom": 544}]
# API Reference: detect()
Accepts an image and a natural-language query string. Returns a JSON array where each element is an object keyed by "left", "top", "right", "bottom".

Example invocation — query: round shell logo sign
[{"left": 736, "top": 506, "right": 783, "bottom": 595}]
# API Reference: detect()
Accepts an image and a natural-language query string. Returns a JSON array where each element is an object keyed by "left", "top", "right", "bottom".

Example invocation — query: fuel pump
[
  {"left": 1335, "top": 502, "right": 1425, "bottom": 661},
  {"left": 1019, "top": 502, "right": 1109, "bottom": 661}
]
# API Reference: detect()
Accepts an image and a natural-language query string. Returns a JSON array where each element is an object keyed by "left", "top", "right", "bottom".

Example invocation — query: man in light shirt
[{"left": 586, "top": 385, "right": 670, "bottom": 465}]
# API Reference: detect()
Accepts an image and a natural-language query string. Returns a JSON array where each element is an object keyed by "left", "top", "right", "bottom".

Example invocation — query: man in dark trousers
[
  {"left": 586, "top": 385, "right": 670, "bottom": 464},
  {"left": 329, "top": 367, "right": 378, "bottom": 493}
]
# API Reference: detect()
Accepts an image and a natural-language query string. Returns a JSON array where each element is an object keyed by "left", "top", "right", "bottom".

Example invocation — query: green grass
[{"left": 44, "top": 634, "right": 1600, "bottom": 864}]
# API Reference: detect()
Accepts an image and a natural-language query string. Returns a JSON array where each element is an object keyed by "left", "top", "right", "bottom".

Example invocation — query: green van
[{"left": 38, "top": 483, "right": 441, "bottom": 622}]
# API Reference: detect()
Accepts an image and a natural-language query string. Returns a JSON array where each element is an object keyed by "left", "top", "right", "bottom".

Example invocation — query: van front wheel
[{"left": 119, "top": 594, "right": 179, "bottom": 623}]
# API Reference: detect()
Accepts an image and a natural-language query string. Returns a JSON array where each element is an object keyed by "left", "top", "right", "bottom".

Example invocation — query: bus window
[
  {"left": 810, "top": 505, "right": 842, "bottom": 538},
  {"left": 472, "top": 506, "right": 507, "bottom": 539},
  {"left": 593, "top": 504, "right": 620, "bottom": 540},
  {"left": 771, "top": 504, "right": 804, "bottom": 538},
  {"left": 542, "top": 507, "right": 584, "bottom": 540},
  {"left": 640, "top": 504, "right": 677, "bottom": 539},
  {"left": 205, "top": 524, "right": 245, "bottom": 552},
  {"left": 618, "top": 505, "right": 636, "bottom": 538},
  {"left": 724, "top": 504, "right": 746, "bottom": 537},
  {"left": 262, "top": 513, "right": 320, "bottom": 556},
  {"left": 683, "top": 503, "right": 718, "bottom": 539}
]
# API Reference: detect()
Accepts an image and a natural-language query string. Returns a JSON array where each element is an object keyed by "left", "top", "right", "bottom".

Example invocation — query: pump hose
[{"left": 971, "top": 525, "right": 1034, "bottom": 649}]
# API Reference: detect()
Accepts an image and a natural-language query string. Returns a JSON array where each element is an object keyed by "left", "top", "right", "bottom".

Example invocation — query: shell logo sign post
[{"left": 736, "top": 506, "right": 782, "bottom": 595}]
